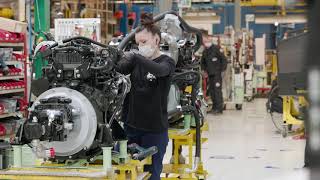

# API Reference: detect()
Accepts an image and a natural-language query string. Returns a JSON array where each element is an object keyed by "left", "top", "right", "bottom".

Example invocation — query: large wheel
[{"left": 33, "top": 87, "right": 98, "bottom": 158}]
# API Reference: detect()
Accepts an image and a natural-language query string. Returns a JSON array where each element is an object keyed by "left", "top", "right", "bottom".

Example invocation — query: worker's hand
[
  {"left": 123, "top": 51, "right": 134, "bottom": 60},
  {"left": 123, "top": 49, "right": 139, "bottom": 61},
  {"left": 117, "top": 50, "right": 138, "bottom": 62}
]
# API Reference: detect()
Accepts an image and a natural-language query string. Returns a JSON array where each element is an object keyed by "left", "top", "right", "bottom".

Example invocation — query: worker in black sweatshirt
[
  {"left": 116, "top": 13, "right": 175, "bottom": 180},
  {"left": 201, "top": 30, "right": 227, "bottom": 114}
]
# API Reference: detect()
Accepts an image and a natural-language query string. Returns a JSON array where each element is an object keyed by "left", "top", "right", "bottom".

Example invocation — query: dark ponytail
[{"left": 137, "top": 13, "right": 161, "bottom": 42}]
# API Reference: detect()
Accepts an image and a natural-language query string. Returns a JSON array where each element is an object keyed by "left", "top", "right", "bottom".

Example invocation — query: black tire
[{"left": 235, "top": 104, "right": 242, "bottom": 110}]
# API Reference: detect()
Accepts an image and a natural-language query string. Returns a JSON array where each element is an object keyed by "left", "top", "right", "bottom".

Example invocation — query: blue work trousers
[{"left": 125, "top": 125, "right": 168, "bottom": 180}]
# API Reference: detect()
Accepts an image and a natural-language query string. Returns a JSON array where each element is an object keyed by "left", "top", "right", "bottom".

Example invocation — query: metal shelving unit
[
  {"left": 0, "top": 42, "right": 24, "bottom": 47},
  {"left": 5, "top": 61, "right": 24, "bottom": 65},
  {"left": 0, "top": 34, "right": 28, "bottom": 143},
  {"left": 0, "top": 75, "right": 24, "bottom": 80},
  {"left": 0, "top": 112, "right": 21, "bottom": 119},
  {"left": 0, "top": 88, "right": 25, "bottom": 95}
]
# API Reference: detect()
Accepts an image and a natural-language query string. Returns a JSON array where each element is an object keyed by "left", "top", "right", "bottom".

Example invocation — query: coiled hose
[{"left": 172, "top": 71, "right": 202, "bottom": 172}]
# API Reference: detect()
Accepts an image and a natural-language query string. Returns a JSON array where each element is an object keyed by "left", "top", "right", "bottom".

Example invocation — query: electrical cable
[
  {"left": 107, "top": 73, "right": 131, "bottom": 127},
  {"left": 267, "top": 85, "right": 286, "bottom": 133},
  {"left": 269, "top": 111, "right": 284, "bottom": 133},
  {"left": 62, "top": 36, "right": 108, "bottom": 48}
]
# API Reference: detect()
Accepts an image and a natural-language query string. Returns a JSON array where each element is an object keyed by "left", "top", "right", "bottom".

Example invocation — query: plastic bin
[
  {"left": 0, "top": 48, "right": 12, "bottom": 62},
  {"left": 0, "top": 98, "right": 16, "bottom": 113}
]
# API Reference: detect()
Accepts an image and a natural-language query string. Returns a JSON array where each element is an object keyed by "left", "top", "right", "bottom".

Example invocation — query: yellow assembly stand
[
  {"left": 282, "top": 96, "right": 307, "bottom": 137},
  {"left": 113, "top": 157, "right": 152, "bottom": 180},
  {"left": 162, "top": 122, "right": 209, "bottom": 180}
]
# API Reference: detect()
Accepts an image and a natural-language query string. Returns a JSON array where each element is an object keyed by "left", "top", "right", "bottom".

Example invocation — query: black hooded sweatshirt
[
  {"left": 116, "top": 53, "right": 175, "bottom": 133},
  {"left": 201, "top": 44, "right": 228, "bottom": 75}
]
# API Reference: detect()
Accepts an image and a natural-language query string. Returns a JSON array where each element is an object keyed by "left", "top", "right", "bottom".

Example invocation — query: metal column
[
  {"left": 154, "top": 0, "right": 173, "bottom": 15},
  {"left": 307, "top": 0, "right": 320, "bottom": 179},
  {"left": 234, "top": 0, "right": 241, "bottom": 31},
  {"left": 34, "top": 0, "right": 50, "bottom": 79}
]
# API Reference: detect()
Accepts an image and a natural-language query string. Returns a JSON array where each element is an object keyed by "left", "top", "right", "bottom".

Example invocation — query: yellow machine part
[
  {"left": 282, "top": 96, "right": 305, "bottom": 126},
  {"left": 163, "top": 122, "right": 209, "bottom": 179},
  {"left": 185, "top": 86, "right": 192, "bottom": 94},
  {"left": 240, "top": 0, "right": 306, "bottom": 6},
  {"left": 0, "top": 8, "right": 14, "bottom": 19}
]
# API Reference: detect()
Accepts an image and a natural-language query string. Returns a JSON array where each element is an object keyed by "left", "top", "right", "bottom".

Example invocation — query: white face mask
[
  {"left": 204, "top": 42, "right": 212, "bottom": 48},
  {"left": 138, "top": 44, "right": 156, "bottom": 58}
]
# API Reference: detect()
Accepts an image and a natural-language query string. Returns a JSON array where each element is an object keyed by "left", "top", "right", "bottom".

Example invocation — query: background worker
[
  {"left": 116, "top": 13, "right": 175, "bottom": 180},
  {"left": 201, "top": 30, "right": 228, "bottom": 114}
]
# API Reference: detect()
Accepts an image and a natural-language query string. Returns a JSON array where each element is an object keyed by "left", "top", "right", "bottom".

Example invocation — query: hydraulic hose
[
  {"left": 266, "top": 85, "right": 285, "bottom": 133},
  {"left": 118, "top": 11, "right": 202, "bottom": 52},
  {"left": 188, "top": 83, "right": 201, "bottom": 173},
  {"left": 62, "top": 36, "right": 108, "bottom": 48},
  {"left": 53, "top": 46, "right": 83, "bottom": 52},
  {"left": 42, "top": 36, "right": 108, "bottom": 57}
]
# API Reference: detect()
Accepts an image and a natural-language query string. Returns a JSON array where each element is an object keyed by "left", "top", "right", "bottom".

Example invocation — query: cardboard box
[{"left": 0, "top": 17, "right": 27, "bottom": 33}]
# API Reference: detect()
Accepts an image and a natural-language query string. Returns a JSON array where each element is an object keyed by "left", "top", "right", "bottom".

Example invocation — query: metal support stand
[
  {"left": 119, "top": 140, "right": 128, "bottom": 164},
  {"left": 12, "top": 145, "right": 22, "bottom": 168},
  {"left": 163, "top": 122, "right": 209, "bottom": 179},
  {"left": 184, "top": 114, "right": 191, "bottom": 130},
  {"left": 102, "top": 147, "right": 112, "bottom": 172}
]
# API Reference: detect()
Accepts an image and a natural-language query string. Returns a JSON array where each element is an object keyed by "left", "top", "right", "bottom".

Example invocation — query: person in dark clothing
[
  {"left": 201, "top": 30, "right": 227, "bottom": 114},
  {"left": 116, "top": 13, "right": 175, "bottom": 180}
]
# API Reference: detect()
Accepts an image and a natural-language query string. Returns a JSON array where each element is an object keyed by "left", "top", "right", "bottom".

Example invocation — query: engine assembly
[
  {"left": 0, "top": 11, "right": 209, "bottom": 180},
  {"left": 18, "top": 37, "right": 131, "bottom": 160}
]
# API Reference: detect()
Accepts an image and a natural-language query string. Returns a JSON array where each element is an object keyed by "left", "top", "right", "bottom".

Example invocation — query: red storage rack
[{"left": 0, "top": 32, "right": 28, "bottom": 141}]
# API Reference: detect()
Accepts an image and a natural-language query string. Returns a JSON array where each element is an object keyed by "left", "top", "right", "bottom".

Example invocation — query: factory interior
[{"left": 0, "top": 0, "right": 318, "bottom": 180}]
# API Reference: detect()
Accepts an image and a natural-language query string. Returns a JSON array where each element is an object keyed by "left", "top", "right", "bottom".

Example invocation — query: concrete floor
[{"left": 164, "top": 98, "right": 309, "bottom": 180}]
